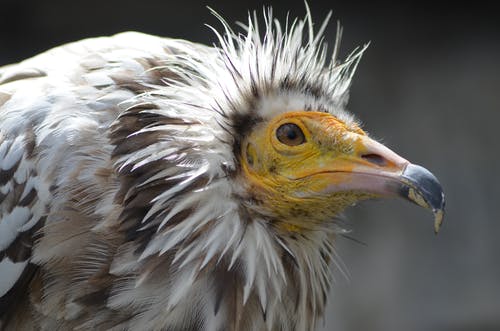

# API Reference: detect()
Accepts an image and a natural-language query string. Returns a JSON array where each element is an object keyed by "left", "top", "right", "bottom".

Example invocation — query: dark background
[{"left": 1, "top": 1, "right": 499, "bottom": 330}]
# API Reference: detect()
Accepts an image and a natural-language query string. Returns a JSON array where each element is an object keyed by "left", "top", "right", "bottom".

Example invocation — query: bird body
[{"left": 0, "top": 10, "right": 444, "bottom": 331}]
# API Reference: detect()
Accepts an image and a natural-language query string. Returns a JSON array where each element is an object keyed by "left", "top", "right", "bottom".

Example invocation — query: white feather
[
  {"left": 1, "top": 135, "right": 24, "bottom": 170},
  {"left": 0, "top": 258, "right": 28, "bottom": 297},
  {"left": 0, "top": 207, "right": 31, "bottom": 251}
]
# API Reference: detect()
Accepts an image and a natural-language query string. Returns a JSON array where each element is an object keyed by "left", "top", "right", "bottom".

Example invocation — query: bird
[{"left": 0, "top": 7, "right": 445, "bottom": 331}]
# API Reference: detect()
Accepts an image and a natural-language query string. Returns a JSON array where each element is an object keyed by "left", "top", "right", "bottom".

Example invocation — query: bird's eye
[{"left": 276, "top": 123, "right": 306, "bottom": 146}]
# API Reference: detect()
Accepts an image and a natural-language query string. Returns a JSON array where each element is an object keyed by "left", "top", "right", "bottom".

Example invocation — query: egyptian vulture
[{"left": 0, "top": 8, "right": 445, "bottom": 331}]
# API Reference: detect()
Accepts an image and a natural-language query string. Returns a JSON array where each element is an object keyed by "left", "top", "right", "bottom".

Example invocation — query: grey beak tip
[{"left": 402, "top": 164, "right": 446, "bottom": 212}]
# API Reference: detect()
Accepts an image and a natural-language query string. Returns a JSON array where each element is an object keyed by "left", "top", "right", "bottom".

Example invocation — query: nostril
[{"left": 361, "top": 153, "right": 387, "bottom": 167}]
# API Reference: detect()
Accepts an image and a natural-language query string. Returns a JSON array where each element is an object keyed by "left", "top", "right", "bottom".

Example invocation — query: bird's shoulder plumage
[{"left": 0, "top": 31, "right": 232, "bottom": 329}]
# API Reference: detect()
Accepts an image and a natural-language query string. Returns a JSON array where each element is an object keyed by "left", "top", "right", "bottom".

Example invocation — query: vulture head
[
  {"left": 0, "top": 6, "right": 445, "bottom": 331},
  {"left": 235, "top": 108, "right": 443, "bottom": 234}
]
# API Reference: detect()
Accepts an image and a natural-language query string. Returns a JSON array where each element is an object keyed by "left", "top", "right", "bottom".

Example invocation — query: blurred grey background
[{"left": 1, "top": 0, "right": 498, "bottom": 330}]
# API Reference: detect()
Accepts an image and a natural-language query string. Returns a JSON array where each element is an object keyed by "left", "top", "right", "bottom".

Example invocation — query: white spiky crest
[
  {"left": 110, "top": 7, "right": 366, "bottom": 330},
  {"left": 142, "top": 5, "right": 368, "bottom": 125},
  {"left": 206, "top": 5, "right": 366, "bottom": 121}
]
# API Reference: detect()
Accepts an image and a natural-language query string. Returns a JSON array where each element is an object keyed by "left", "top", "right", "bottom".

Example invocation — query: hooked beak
[
  {"left": 399, "top": 163, "right": 445, "bottom": 233},
  {"left": 312, "top": 134, "right": 446, "bottom": 233}
]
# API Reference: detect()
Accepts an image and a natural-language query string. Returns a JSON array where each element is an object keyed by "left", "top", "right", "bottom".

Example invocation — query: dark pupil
[
  {"left": 287, "top": 129, "right": 297, "bottom": 140},
  {"left": 276, "top": 123, "right": 305, "bottom": 146}
]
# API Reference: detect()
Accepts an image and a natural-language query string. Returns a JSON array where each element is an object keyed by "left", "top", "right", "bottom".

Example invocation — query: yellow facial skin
[{"left": 240, "top": 111, "right": 410, "bottom": 233}]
